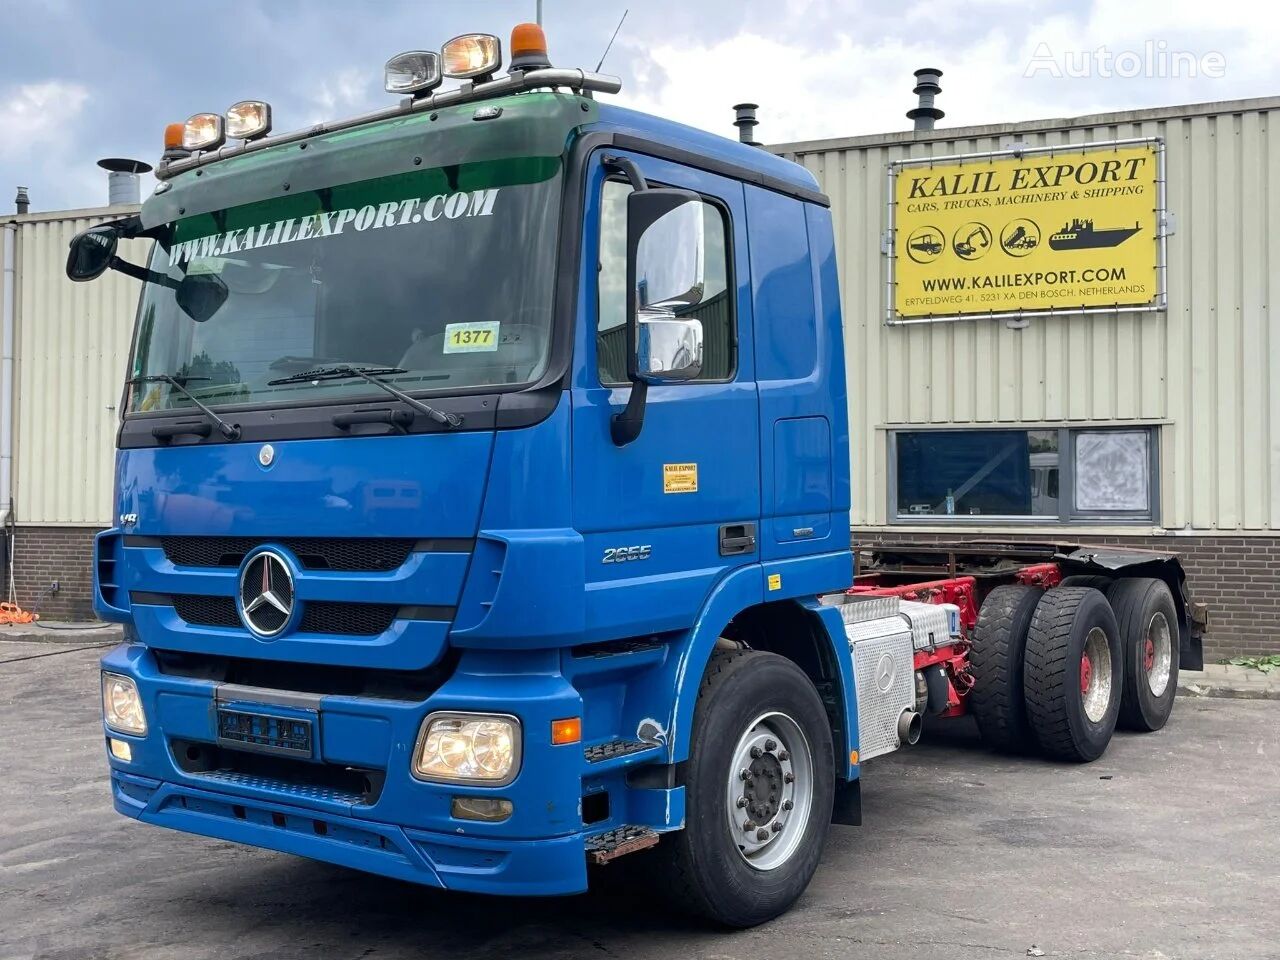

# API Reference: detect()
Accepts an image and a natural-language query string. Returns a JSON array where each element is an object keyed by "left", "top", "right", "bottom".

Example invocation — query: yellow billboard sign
[{"left": 890, "top": 142, "right": 1163, "bottom": 321}]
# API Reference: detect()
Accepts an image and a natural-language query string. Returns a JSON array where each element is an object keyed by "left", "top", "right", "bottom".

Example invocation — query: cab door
[{"left": 569, "top": 149, "right": 761, "bottom": 643}]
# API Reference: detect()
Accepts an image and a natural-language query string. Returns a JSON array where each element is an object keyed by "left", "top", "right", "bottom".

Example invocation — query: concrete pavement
[{"left": 2, "top": 642, "right": 1278, "bottom": 959}]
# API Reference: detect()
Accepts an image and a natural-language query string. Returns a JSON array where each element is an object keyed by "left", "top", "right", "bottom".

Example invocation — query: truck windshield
[{"left": 127, "top": 156, "right": 561, "bottom": 414}]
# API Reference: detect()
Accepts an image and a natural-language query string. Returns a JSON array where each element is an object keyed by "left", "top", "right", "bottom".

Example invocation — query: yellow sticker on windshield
[{"left": 443, "top": 321, "right": 500, "bottom": 353}]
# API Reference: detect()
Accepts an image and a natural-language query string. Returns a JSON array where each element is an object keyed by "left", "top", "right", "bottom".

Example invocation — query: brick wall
[
  {"left": 5, "top": 525, "right": 101, "bottom": 621},
  {"left": 854, "top": 529, "right": 1280, "bottom": 663},
  {"left": 2, "top": 523, "right": 1274, "bottom": 660}
]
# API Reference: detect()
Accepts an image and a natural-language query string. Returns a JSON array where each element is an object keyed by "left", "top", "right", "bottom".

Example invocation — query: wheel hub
[
  {"left": 742, "top": 752, "right": 783, "bottom": 824},
  {"left": 1145, "top": 611, "right": 1173, "bottom": 697},
  {"left": 725, "top": 712, "right": 814, "bottom": 872},
  {"left": 1080, "top": 626, "right": 1113, "bottom": 723}
]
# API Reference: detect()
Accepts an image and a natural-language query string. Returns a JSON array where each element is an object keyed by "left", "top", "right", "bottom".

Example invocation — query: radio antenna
[{"left": 595, "top": 9, "right": 628, "bottom": 73}]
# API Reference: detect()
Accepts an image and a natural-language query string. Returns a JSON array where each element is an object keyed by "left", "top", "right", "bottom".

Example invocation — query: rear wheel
[
  {"left": 1058, "top": 574, "right": 1114, "bottom": 592},
  {"left": 969, "top": 584, "right": 1042, "bottom": 753},
  {"left": 1108, "top": 578, "right": 1180, "bottom": 732},
  {"left": 661, "top": 650, "right": 834, "bottom": 927},
  {"left": 1023, "top": 587, "right": 1123, "bottom": 762}
]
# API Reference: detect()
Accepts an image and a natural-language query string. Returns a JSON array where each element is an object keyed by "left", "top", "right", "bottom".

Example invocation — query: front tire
[
  {"left": 1023, "top": 587, "right": 1123, "bottom": 762},
  {"left": 663, "top": 650, "right": 834, "bottom": 927}
]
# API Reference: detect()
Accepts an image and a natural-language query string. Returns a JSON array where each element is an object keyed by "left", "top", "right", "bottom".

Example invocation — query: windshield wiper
[
  {"left": 267, "top": 365, "right": 462, "bottom": 428},
  {"left": 128, "top": 375, "right": 241, "bottom": 440}
]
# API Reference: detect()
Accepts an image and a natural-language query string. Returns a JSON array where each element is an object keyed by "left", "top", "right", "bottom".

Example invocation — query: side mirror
[
  {"left": 611, "top": 186, "right": 706, "bottom": 446},
  {"left": 66, "top": 226, "right": 119, "bottom": 282},
  {"left": 637, "top": 314, "right": 702, "bottom": 382},
  {"left": 633, "top": 194, "right": 705, "bottom": 316},
  {"left": 175, "top": 272, "right": 230, "bottom": 323}
]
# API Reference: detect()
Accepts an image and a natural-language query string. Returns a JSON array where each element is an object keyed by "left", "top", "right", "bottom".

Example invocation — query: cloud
[
  {"left": 1, "top": 0, "right": 1278, "bottom": 211},
  {"left": 0, "top": 81, "right": 90, "bottom": 160}
]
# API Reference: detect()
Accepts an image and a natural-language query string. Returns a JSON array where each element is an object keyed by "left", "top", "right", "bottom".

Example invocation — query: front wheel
[{"left": 662, "top": 650, "right": 835, "bottom": 927}]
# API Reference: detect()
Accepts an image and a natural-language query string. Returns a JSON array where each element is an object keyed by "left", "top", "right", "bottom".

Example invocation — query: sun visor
[{"left": 142, "top": 94, "right": 595, "bottom": 230}]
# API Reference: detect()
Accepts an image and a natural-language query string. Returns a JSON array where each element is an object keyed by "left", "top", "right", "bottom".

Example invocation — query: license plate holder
[{"left": 216, "top": 706, "right": 314, "bottom": 759}]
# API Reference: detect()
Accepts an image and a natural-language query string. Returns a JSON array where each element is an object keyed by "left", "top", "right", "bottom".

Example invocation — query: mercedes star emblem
[
  {"left": 239, "top": 551, "right": 294, "bottom": 637},
  {"left": 875, "top": 652, "right": 896, "bottom": 692}
]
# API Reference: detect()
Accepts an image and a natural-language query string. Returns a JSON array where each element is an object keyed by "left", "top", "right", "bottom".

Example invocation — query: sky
[{"left": 0, "top": 0, "right": 1276, "bottom": 212}]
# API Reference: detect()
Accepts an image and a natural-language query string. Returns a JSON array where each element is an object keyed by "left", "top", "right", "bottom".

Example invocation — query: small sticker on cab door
[{"left": 663, "top": 463, "right": 698, "bottom": 494}]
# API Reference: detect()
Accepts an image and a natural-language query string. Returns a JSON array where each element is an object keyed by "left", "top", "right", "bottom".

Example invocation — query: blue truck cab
[{"left": 71, "top": 26, "right": 864, "bottom": 927}]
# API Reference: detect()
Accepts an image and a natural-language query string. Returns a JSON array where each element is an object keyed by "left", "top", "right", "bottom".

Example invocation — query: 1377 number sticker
[{"left": 443, "top": 320, "right": 500, "bottom": 353}]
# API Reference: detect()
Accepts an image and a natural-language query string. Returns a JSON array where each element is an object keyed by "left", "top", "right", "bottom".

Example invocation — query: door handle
[{"left": 719, "top": 523, "right": 757, "bottom": 557}]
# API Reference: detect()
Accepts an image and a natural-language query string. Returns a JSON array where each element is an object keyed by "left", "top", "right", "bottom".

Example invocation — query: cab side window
[{"left": 597, "top": 178, "right": 733, "bottom": 385}]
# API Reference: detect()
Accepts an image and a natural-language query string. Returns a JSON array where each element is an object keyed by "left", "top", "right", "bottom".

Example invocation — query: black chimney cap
[{"left": 97, "top": 158, "right": 154, "bottom": 175}]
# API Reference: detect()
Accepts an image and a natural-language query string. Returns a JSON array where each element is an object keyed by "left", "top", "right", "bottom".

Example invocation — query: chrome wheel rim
[
  {"left": 724, "top": 711, "right": 813, "bottom": 872},
  {"left": 1081, "top": 627, "right": 1113, "bottom": 723},
  {"left": 1145, "top": 611, "right": 1173, "bottom": 697}
]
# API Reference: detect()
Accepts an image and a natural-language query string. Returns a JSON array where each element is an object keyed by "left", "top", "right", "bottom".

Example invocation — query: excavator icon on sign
[{"left": 952, "top": 222, "right": 992, "bottom": 261}]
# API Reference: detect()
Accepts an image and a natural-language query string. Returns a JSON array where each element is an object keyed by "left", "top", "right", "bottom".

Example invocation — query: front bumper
[
  {"left": 111, "top": 771, "right": 587, "bottom": 895},
  {"left": 101, "top": 640, "right": 679, "bottom": 896}
]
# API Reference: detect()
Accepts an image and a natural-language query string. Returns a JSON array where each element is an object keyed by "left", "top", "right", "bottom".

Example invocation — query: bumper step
[
  {"left": 585, "top": 825, "right": 660, "bottom": 865},
  {"left": 584, "top": 739, "right": 661, "bottom": 763}
]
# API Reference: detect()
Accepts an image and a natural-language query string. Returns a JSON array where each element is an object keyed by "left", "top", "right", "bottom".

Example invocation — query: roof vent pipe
[
  {"left": 13, "top": 188, "right": 29, "bottom": 215},
  {"left": 733, "top": 103, "right": 760, "bottom": 147},
  {"left": 906, "top": 68, "right": 943, "bottom": 132},
  {"left": 97, "top": 158, "right": 154, "bottom": 206}
]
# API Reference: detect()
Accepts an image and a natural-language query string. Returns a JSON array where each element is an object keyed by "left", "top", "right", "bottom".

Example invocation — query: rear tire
[
  {"left": 969, "top": 585, "right": 1042, "bottom": 753},
  {"left": 1108, "top": 578, "right": 1179, "bottom": 732},
  {"left": 1058, "top": 575, "right": 1114, "bottom": 592},
  {"left": 661, "top": 650, "right": 834, "bottom": 927},
  {"left": 1023, "top": 587, "right": 1122, "bottom": 762}
]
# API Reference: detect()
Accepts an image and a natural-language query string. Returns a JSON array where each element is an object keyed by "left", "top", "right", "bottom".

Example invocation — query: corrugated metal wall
[
  {"left": 777, "top": 99, "right": 1280, "bottom": 532},
  {"left": 7, "top": 207, "right": 142, "bottom": 526}
]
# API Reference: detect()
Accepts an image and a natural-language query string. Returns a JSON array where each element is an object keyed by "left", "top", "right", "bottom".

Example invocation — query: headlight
[
  {"left": 385, "top": 51, "right": 443, "bottom": 95},
  {"left": 182, "top": 112, "right": 225, "bottom": 152},
  {"left": 413, "top": 712, "right": 520, "bottom": 784},
  {"left": 441, "top": 33, "right": 502, "bottom": 79},
  {"left": 225, "top": 100, "right": 272, "bottom": 140},
  {"left": 102, "top": 673, "right": 146, "bottom": 735}
]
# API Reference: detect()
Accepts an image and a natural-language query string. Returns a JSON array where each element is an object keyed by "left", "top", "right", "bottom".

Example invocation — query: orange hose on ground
[{"left": 0, "top": 601, "right": 38, "bottom": 624}]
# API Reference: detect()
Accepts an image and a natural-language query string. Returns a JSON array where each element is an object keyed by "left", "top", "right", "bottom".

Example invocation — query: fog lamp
[
  {"left": 451, "top": 796, "right": 514, "bottom": 822},
  {"left": 109, "top": 738, "right": 133, "bottom": 762},
  {"left": 385, "top": 50, "right": 443, "bottom": 95},
  {"left": 182, "top": 112, "right": 225, "bottom": 152},
  {"left": 226, "top": 100, "right": 272, "bottom": 140},
  {"left": 442, "top": 33, "right": 502, "bottom": 79},
  {"left": 102, "top": 672, "right": 147, "bottom": 735},
  {"left": 413, "top": 712, "right": 520, "bottom": 784}
]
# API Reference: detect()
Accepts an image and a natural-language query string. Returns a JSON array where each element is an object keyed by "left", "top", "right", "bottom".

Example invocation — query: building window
[
  {"left": 596, "top": 178, "right": 734, "bottom": 385},
  {"left": 891, "top": 427, "right": 1157, "bottom": 522}
]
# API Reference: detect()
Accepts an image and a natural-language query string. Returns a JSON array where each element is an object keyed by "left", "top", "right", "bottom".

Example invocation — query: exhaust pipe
[{"left": 897, "top": 709, "right": 922, "bottom": 746}]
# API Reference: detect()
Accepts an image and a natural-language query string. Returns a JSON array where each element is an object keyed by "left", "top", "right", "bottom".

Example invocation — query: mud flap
[{"left": 831, "top": 778, "right": 862, "bottom": 826}]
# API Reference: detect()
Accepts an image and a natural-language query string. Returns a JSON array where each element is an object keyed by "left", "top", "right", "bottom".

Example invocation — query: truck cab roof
[{"left": 142, "top": 88, "right": 825, "bottom": 228}]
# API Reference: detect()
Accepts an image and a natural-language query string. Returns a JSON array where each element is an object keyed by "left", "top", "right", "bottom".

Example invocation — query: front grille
[
  {"left": 169, "top": 594, "right": 397, "bottom": 636},
  {"left": 159, "top": 537, "right": 418, "bottom": 571},
  {"left": 171, "top": 594, "right": 241, "bottom": 628},
  {"left": 299, "top": 602, "right": 398, "bottom": 636}
]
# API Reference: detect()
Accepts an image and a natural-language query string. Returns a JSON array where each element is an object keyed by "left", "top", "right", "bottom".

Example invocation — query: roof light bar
[
  {"left": 442, "top": 33, "right": 502, "bottom": 79},
  {"left": 226, "top": 100, "right": 273, "bottom": 140},
  {"left": 182, "top": 112, "right": 225, "bottom": 152},
  {"left": 385, "top": 50, "right": 443, "bottom": 95}
]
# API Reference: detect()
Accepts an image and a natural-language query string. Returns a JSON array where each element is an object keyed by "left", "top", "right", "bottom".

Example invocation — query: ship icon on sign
[{"left": 1048, "top": 218, "right": 1142, "bottom": 250}]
